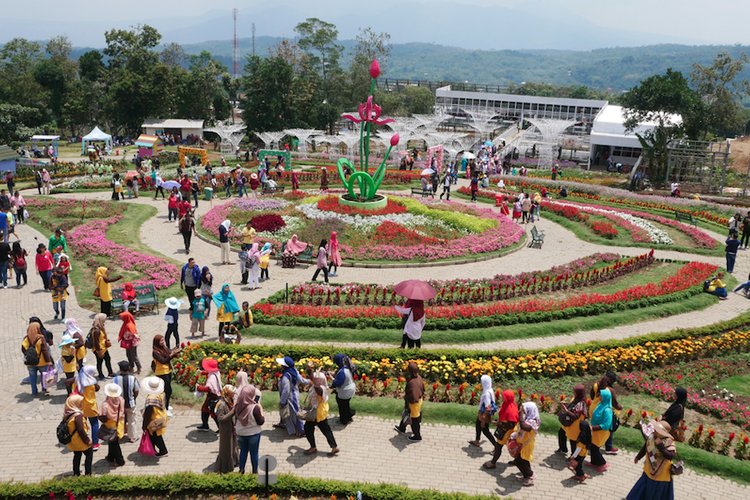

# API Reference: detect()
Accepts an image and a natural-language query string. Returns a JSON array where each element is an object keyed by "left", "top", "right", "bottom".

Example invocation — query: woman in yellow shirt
[
  {"left": 512, "top": 401, "right": 540, "bottom": 486},
  {"left": 213, "top": 284, "right": 240, "bottom": 336},
  {"left": 707, "top": 272, "right": 728, "bottom": 300},
  {"left": 484, "top": 389, "right": 519, "bottom": 469},
  {"left": 59, "top": 335, "right": 78, "bottom": 394},
  {"left": 627, "top": 421, "right": 676, "bottom": 500},
  {"left": 142, "top": 376, "right": 169, "bottom": 457},
  {"left": 95, "top": 266, "right": 122, "bottom": 316},
  {"left": 92, "top": 313, "right": 114, "bottom": 379},
  {"left": 99, "top": 383, "right": 126, "bottom": 467},
  {"left": 152, "top": 334, "right": 181, "bottom": 414},
  {"left": 303, "top": 372, "right": 339, "bottom": 457},
  {"left": 73, "top": 365, "right": 102, "bottom": 451},
  {"left": 62, "top": 394, "right": 93, "bottom": 476}
]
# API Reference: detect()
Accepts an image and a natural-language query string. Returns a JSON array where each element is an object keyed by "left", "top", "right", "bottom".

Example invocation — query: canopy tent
[
  {"left": 30, "top": 135, "right": 60, "bottom": 157},
  {"left": 81, "top": 127, "right": 112, "bottom": 155},
  {"left": 135, "top": 134, "right": 163, "bottom": 157}
]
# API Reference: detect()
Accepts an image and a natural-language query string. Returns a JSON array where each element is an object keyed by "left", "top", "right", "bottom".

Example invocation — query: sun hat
[
  {"left": 165, "top": 297, "right": 183, "bottom": 310},
  {"left": 58, "top": 334, "right": 76, "bottom": 348},
  {"left": 276, "top": 357, "right": 289, "bottom": 367},
  {"left": 202, "top": 358, "right": 219, "bottom": 372},
  {"left": 250, "top": 173, "right": 258, "bottom": 180},
  {"left": 142, "top": 376, "right": 165, "bottom": 395},
  {"left": 104, "top": 383, "right": 123, "bottom": 398},
  {"left": 194, "top": 289, "right": 202, "bottom": 297},
  {"left": 653, "top": 420, "right": 672, "bottom": 439}
]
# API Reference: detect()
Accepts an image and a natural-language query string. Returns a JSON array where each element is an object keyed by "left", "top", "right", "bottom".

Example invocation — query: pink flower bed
[{"left": 68, "top": 216, "right": 179, "bottom": 290}]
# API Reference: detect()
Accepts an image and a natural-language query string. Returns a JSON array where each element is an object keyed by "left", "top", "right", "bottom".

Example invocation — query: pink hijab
[
  {"left": 329, "top": 231, "right": 339, "bottom": 251},
  {"left": 286, "top": 234, "right": 307, "bottom": 254},
  {"left": 249, "top": 242, "right": 260, "bottom": 263}
]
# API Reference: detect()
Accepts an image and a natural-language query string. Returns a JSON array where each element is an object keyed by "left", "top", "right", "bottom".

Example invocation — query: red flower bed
[
  {"left": 590, "top": 220, "right": 618, "bottom": 239},
  {"left": 545, "top": 202, "right": 588, "bottom": 222},
  {"left": 372, "top": 221, "right": 441, "bottom": 246},
  {"left": 317, "top": 195, "right": 408, "bottom": 216},
  {"left": 249, "top": 213, "right": 286, "bottom": 233}
]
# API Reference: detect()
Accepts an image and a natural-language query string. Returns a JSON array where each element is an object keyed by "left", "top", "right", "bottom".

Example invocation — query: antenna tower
[
  {"left": 252, "top": 23, "right": 256, "bottom": 56},
  {"left": 232, "top": 8, "right": 239, "bottom": 78}
]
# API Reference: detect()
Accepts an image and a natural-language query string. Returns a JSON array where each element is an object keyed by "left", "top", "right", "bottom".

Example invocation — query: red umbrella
[
  {"left": 124, "top": 171, "right": 139, "bottom": 178},
  {"left": 393, "top": 280, "right": 436, "bottom": 300}
]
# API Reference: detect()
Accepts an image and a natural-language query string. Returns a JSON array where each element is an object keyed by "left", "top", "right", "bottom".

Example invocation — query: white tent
[{"left": 81, "top": 126, "right": 112, "bottom": 155}]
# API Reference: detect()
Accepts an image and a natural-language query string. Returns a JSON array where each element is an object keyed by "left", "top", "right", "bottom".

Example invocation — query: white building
[{"left": 141, "top": 119, "right": 205, "bottom": 140}]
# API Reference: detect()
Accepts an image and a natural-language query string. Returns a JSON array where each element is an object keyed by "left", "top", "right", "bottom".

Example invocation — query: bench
[
  {"left": 110, "top": 284, "right": 159, "bottom": 316},
  {"left": 529, "top": 225, "right": 545, "bottom": 249},
  {"left": 262, "top": 185, "right": 285, "bottom": 196},
  {"left": 277, "top": 242, "right": 314, "bottom": 267},
  {"left": 411, "top": 187, "right": 434, "bottom": 198},
  {"left": 675, "top": 210, "right": 697, "bottom": 227}
]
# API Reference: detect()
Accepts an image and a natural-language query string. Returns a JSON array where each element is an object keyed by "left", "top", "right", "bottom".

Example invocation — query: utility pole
[
  {"left": 252, "top": 23, "right": 256, "bottom": 56},
  {"left": 232, "top": 8, "right": 240, "bottom": 79}
]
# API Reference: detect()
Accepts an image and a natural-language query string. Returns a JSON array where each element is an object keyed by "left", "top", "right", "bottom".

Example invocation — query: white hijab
[
  {"left": 64, "top": 318, "right": 84, "bottom": 337},
  {"left": 479, "top": 374, "right": 495, "bottom": 410},
  {"left": 76, "top": 365, "right": 98, "bottom": 390},
  {"left": 220, "top": 220, "right": 231, "bottom": 232},
  {"left": 522, "top": 401, "right": 541, "bottom": 431}
]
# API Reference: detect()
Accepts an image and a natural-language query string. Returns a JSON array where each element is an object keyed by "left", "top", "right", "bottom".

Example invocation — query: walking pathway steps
[{"left": 1, "top": 185, "right": 747, "bottom": 499}]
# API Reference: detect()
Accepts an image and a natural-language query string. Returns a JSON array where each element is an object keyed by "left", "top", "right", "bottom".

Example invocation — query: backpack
[
  {"left": 56, "top": 416, "right": 76, "bottom": 445},
  {"left": 23, "top": 338, "right": 40, "bottom": 366},
  {"left": 611, "top": 412, "right": 620, "bottom": 433},
  {"left": 14, "top": 254, "right": 26, "bottom": 269},
  {"left": 84, "top": 328, "right": 94, "bottom": 349},
  {"left": 703, "top": 276, "right": 715, "bottom": 292}
]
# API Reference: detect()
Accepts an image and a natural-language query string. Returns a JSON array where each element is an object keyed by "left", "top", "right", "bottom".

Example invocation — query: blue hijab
[
  {"left": 281, "top": 356, "right": 299, "bottom": 385},
  {"left": 213, "top": 283, "right": 240, "bottom": 313},
  {"left": 333, "top": 353, "right": 356, "bottom": 374},
  {"left": 591, "top": 388, "right": 613, "bottom": 430}
]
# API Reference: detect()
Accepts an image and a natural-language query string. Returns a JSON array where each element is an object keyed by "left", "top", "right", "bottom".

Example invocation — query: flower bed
[
  {"left": 68, "top": 216, "right": 178, "bottom": 290},
  {"left": 282, "top": 252, "right": 653, "bottom": 306},
  {"left": 252, "top": 261, "right": 716, "bottom": 329},
  {"left": 590, "top": 220, "right": 618, "bottom": 238},
  {"left": 317, "top": 195, "right": 408, "bottom": 216}
]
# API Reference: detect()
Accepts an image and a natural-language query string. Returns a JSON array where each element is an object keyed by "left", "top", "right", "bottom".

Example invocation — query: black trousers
[
  {"left": 514, "top": 456, "right": 533, "bottom": 479},
  {"left": 476, "top": 419, "right": 497, "bottom": 446},
  {"left": 158, "top": 373, "right": 172, "bottom": 409},
  {"left": 743, "top": 231, "right": 750, "bottom": 248},
  {"left": 201, "top": 410, "right": 219, "bottom": 429},
  {"left": 100, "top": 299, "right": 111, "bottom": 316},
  {"left": 165, "top": 322, "right": 179, "bottom": 349},
  {"left": 557, "top": 428, "right": 576, "bottom": 452},
  {"left": 107, "top": 439, "right": 124, "bottom": 465},
  {"left": 185, "top": 286, "right": 197, "bottom": 310},
  {"left": 96, "top": 351, "right": 113, "bottom": 378},
  {"left": 336, "top": 394, "right": 354, "bottom": 424},
  {"left": 590, "top": 445, "right": 607, "bottom": 466},
  {"left": 149, "top": 431, "right": 167, "bottom": 455},
  {"left": 73, "top": 448, "right": 93, "bottom": 476},
  {"left": 154, "top": 186, "right": 166, "bottom": 199},
  {"left": 397, "top": 413, "right": 421, "bottom": 439},
  {"left": 304, "top": 419, "right": 337, "bottom": 449},
  {"left": 490, "top": 443, "right": 504, "bottom": 464},
  {"left": 65, "top": 371, "right": 75, "bottom": 395},
  {"left": 181, "top": 231, "right": 192, "bottom": 251},
  {"left": 260, "top": 267, "right": 269, "bottom": 280},
  {"left": 312, "top": 267, "right": 328, "bottom": 282}
]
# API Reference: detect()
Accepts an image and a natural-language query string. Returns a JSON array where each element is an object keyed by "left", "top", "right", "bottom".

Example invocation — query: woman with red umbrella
[{"left": 394, "top": 280, "right": 435, "bottom": 349}]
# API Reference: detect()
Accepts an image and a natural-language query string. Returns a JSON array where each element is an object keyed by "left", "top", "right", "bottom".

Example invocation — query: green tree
[
  {"left": 0, "top": 103, "right": 41, "bottom": 143},
  {"left": 690, "top": 50, "right": 750, "bottom": 137},
  {"left": 620, "top": 68, "right": 700, "bottom": 181},
  {"left": 176, "top": 51, "right": 227, "bottom": 121},
  {"left": 347, "top": 28, "right": 392, "bottom": 107},
  {"left": 78, "top": 50, "right": 105, "bottom": 81},
  {"left": 0, "top": 38, "right": 47, "bottom": 108},
  {"left": 240, "top": 55, "right": 295, "bottom": 132},
  {"left": 161, "top": 42, "right": 187, "bottom": 69}
]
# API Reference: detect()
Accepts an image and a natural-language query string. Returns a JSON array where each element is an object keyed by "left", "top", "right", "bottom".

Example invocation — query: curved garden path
[{"left": 0, "top": 185, "right": 746, "bottom": 500}]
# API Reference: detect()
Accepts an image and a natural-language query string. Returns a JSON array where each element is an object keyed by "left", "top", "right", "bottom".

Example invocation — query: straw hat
[
  {"left": 250, "top": 173, "right": 258, "bottom": 180},
  {"left": 104, "top": 383, "right": 123, "bottom": 398},
  {"left": 165, "top": 297, "right": 183, "bottom": 310},
  {"left": 58, "top": 334, "right": 75, "bottom": 348},
  {"left": 653, "top": 421, "right": 672, "bottom": 439},
  {"left": 142, "top": 376, "right": 165, "bottom": 395},
  {"left": 202, "top": 358, "right": 219, "bottom": 372}
]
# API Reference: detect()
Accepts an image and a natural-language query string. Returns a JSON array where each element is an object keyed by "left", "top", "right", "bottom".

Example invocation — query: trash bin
[
  {"left": 204, "top": 187, "right": 214, "bottom": 201},
  {"left": 495, "top": 193, "right": 503, "bottom": 207}
]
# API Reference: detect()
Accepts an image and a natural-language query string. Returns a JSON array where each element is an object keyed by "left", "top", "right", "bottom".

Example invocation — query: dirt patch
[{"left": 729, "top": 136, "right": 750, "bottom": 173}]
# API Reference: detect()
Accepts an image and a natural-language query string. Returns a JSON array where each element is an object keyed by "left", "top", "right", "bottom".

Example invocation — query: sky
[{"left": 2, "top": 0, "right": 748, "bottom": 47}]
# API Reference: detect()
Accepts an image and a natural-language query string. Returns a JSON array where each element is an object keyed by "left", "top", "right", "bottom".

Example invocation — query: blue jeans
[
  {"left": 88, "top": 416, "right": 100, "bottom": 446},
  {"left": 168, "top": 207, "right": 178, "bottom": 221},
  {"left": 727, "top": 253, "right": 736, "bottom": 273},
  {"left": 238, "top": 184, "right": 248, "bottom": 197},
  {"left": 734, "top": 281, "right": 750, "bottom": 293},
  {"left": 710, "top": 288, "right": 728, "bottom": 298},
  {"left": 27, "top": 365, "right": 45, "bottom": 395},
  {"left": 0, "top": 261, "right": 7, "bottom": 286},
  {"left": 238, "top": 433, "right": 261, "bottom": 473}
]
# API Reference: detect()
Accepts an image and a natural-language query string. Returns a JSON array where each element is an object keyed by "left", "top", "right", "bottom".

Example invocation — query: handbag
[
  {"left": 41, "top": 365, "right": 58, "bottom": 390},
  {"left": 494, "top": 420, "right": 515, "bottom": 439},
  {"left": 93, "top": 287, "right": 100, "bottom": 298},
  {"left": 97, "top": 404, "right": 122, "bottom": 443},
  {"left": 279, "top": 403, "right": 292, "bottom": 421},
  {"left": 137, "top": 430, "right": 156, "bottom": 456},
  {"left": 296, "top": 392, "right": 317, "bottom": 422},
  {"left": 671, "top": 451, "right": 684, "bottom": 476},
  {"left": 400, "top": 407, "right": 412, "bottom": 427},
  {"left": 147, "top": 417, "right": 166, "bottom": 432},
  {"left": 558, "top": 404, "right": 575, "bottom": 427},
  {"left": 506, "top": 434, "right": 522, "bottom": 458}
]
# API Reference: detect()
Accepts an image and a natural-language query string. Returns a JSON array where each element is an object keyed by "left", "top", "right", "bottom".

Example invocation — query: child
[
  {"left": 190, "top": 289, "right": 206, "bottom": 338},
  {"left": 221, "top": 301, "right": 253, "bottom": 344},
  {"left": 500, "top": 196, "right": 510, "bottom": 217},
  {"left": 121, "top": 282, "right": 139, "bottom": 316},
  {"left": 259, "top": 242, "right": 272, "bottom": 281},
  {"left": 58, "top": 253, "right": 72, "bottom": 284},
  {"left": 50, "top": 266, "right": 69, "bottom": 320},
  {"left": 512, "top": 198, "right": 522, "bottom": 223},
  {"left": 164, "top": 297, "right": 182, "bottom": 349},
  {"left": 53, "top": 245, "right": 64, "bottom": 266}
]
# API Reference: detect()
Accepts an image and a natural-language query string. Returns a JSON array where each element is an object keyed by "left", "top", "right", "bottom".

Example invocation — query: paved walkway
[{"left": 1, "top": 186, "right": 748, "bottom": 499}]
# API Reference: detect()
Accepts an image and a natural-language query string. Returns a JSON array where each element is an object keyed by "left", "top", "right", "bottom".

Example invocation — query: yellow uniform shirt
[
  {"left": 154, "top": 358, "right": 172, "bottom": 376},
  {"left": 61, "top": 345, "right": 77, "bottom": 373},
  {"left": 66, "top": 415, "right": 91, "bottom": 452},
  {"left": 21, "top": 337, "right": 47, "bottom": 367}
]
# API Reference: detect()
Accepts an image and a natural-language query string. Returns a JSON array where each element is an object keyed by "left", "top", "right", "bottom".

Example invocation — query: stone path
[{"left": 1, "top": 185, "right": 748, "bottom": 499}]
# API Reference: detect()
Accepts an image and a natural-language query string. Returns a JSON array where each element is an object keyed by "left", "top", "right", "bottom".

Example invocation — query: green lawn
[{"left": 720, "top": 373, "right": 750, "bottom": 398}]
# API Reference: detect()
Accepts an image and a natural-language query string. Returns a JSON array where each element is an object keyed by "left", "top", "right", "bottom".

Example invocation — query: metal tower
[
  {"left": 232, "top": 8, "right": 239, "bottom": 78},
  {"left": 252, "top": 23, "right": 256, "bottom": 56}
]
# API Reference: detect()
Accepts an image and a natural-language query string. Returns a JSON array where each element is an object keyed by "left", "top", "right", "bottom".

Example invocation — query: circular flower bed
[{"left": 201, "top": 194, "right": 525, "bottom": 262}]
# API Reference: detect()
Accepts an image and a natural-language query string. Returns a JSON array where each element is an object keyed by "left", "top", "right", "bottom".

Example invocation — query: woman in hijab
[
  {"left": 589, "top": 388, "right": 614, "bottom": 472},
  {"left": 470, "top": 375, "right": 498, "bottom": 448},
  {"left": 395, "top": 299, "right": 425, "bottom": 349},
  {"left": 21, "top": 320, "right": 53, "bottom": 396},
  {"left": 259, "top": 242, "right": 272, "bottom": 282},
  {"left": 152, "top": 335, "right": 180, "bottom": 413},
  {"left": 484, "top": 389, "right": 519, "bottom": 469},
  {"left": 50, "top": 266, "right": 69, "bottom": 320},
  {"left": 303, "top": 371, "right": 339, "bottom": 456},
  {"left": 557, "top": 384, "right": 588, "bottom": 454},
  {"left": 95, "top": 267, "right": 122, "bottom": 316},
  {"left": 197, "top": 358, "right": 223, "bottom": 432},
  {"left": 215, "top": 384, "right": 239, "bottom": 473},
  {"left": 141, "top": 376, "right": 168, "bottom": 457},
  {"left": 92, "top": 313, "right": 114, "bottom": 380},
  {"left": 592, "top": 370, "right": 622, "bottom": 454},
  {"left": 512, "top": 401, "right": 541, "bottom": 486},
  {"left": 276, "top": 356, "right": 309, "bottom": 436},
  {"left": 311, "top": 239, "right": 329, "bottom": 283},
  {"left": 200, "top": 266, "right": 213, "bottom": 315},
  {"left": 235, "top": 370, "right": 249, "bottom": 391},
  {"left": 627, "top": 421, "right": 677, "bottom": 500},
  {"left": 118, "top": 311, "right": 141, "bottom": 374},
  {"left": 64, "top": 318, "right": 86, "bottom": 371},
  {"left": 121, "top": 282, "right": 139, "bottom": 316},
  {"left": 394, "top": 362, "right": 425, "bottom": 441},
  {"left": 285, "top": 234, "right": 307, "bottom": 256},
  {"left": 219, "top": 220, "right": 232, "bottom": 264},
  {"left": 73, "top": 365, "right": 101, "bottom": 451},
  {"left": 214, "top": 283, "right": 240, "bottom": 336},
  {"left": 568, "top": 420, "right": 592, "bottom": 483},
  {"left": 99, "top": 383, "right": 125, "bottom": 467},
  {"left": 235, "top": 384, "right": 265, "bottom": 473},
  {"left": 661, "top": 387, "right": 687, "bottom": 442},
  {"left": 327, "top": 232, "right": 342, "bottom": 277},
  {"left": 62, "top": 394, "right": 93, "bottom": 476},
  {"left": 329, "top": 354, "right": 356, "bottom": 425},
  {"left": 247, "top": 243, "right": 261, "bottom": 290},
  {"left": 320, "top": 167, "right": 328, "bottom": 191}
]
